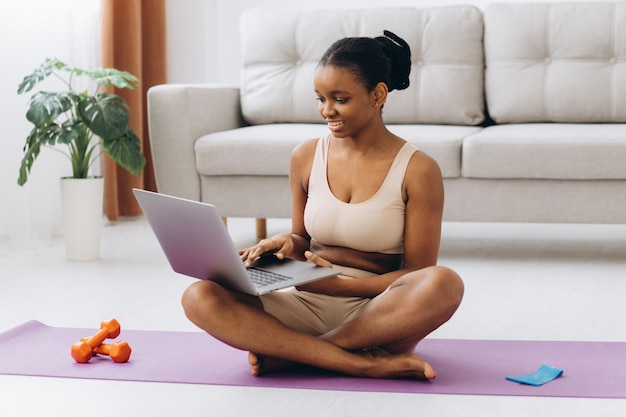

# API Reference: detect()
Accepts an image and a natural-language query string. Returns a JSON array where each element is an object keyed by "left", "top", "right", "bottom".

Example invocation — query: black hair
[{"left": 318, "top": 30, "right": 411, "bottom": 92}]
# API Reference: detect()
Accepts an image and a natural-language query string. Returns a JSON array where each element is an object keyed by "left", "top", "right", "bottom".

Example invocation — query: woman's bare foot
[
  {"left": 248, "top": 352, "right": 297, "bottom": 376},
  {"left": 358, "top": 347, "right": 436, "bottom": 380},
  {"left": 249, "top": 347, "right": 436, "bottom": 380}
]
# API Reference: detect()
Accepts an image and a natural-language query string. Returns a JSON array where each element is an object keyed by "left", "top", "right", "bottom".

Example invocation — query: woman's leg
[
  {"left": 181, "top": 277, "right": 445, "bottom": 379},
  {"left": 248, "top": 265, "right": 464, "bottom": 375},
  {"left": 320, "top": 265, "right": 464, "bottom": 354}
]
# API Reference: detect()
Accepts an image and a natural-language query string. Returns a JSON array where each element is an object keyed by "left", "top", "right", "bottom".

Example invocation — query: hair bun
[{"left": 375, "top": 30, "right": 411, "bottom": 91}]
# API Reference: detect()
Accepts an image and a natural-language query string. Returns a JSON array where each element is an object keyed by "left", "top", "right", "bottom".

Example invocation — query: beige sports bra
[{"left": 303, "top": 135, "right": 418, "bottom": 254}]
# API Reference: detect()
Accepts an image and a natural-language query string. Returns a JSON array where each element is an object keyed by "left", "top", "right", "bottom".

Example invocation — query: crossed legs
[{"left": 181, "top": 265, "right": 463, "bottom": 379}]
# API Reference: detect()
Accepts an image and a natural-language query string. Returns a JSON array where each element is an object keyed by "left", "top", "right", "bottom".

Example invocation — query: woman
[{"left": 182, "top": 30, "right": 464, "bottom": 379}]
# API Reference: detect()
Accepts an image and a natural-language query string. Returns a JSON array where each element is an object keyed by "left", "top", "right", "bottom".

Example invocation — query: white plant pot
[{"left": 60, "top": 176, "right": 104, "bottom": 261}]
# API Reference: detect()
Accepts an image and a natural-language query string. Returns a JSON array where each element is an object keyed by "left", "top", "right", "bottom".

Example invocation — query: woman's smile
[{"left": 326, "top": 120, "right": 345, "bottom": 131}]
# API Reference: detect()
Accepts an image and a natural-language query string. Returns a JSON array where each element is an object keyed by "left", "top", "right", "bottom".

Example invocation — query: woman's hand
[
  {"left": 303, "top": 250, "right": 333, "bottom": 268},
  {"left": 295, "top": 251, "right": 355, "bottom": 295},
  {"left": 239, "top": 233, "right": 298, "bottom": 268}
]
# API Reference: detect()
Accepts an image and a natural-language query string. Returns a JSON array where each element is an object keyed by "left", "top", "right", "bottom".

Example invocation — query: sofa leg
[{"left": 256, "top": 218, "right": 267, "bottom": 241}]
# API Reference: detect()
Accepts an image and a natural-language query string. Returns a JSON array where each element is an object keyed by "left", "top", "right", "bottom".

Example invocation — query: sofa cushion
[
  {"left": 195, "top": 124, "right": 328, "bottom": 177},
  {"left": 484, "top": 3, "right": 626, "bottom": 123},
  {"left": 195, "top": 124, "right": 479, "bottom": 179},
  {"left": 240, "top": 6, "right": 485, "bottom": 126},
  {"left": 388, "top": 125, "right": 482, "bottom": 178},
  {"left": 462, "top": 124, "right": 626, "bottom": 180}
]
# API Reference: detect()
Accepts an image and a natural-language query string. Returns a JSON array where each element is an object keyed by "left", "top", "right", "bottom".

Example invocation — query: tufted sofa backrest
[
  {"left": 240, "top": 6, "right": 485, "bottom": 126},
  {"left": 484, "top": 3, "right": 626, "bottom": 123}
]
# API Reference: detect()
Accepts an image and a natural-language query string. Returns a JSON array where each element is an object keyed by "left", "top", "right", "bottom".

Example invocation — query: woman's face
[{"left": 314, "top": 65, "right": 379, "bottom": 138}]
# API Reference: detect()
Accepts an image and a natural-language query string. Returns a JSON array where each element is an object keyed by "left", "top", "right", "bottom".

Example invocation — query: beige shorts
[{"left": 258, "top": 264, "right": 377, "bottom": 336}]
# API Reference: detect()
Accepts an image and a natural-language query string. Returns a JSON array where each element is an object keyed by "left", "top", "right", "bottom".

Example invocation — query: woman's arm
[
  {"left": 401, "top": 150, "right": 444, "bottom": 270},
  {"left": 288, "top": 138, "right": 317, "bottom": 254}
]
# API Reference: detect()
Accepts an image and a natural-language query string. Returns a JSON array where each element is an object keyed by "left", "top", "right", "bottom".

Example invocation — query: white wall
[
  {"left": 0, "top": 0, "right": 100, "bottom": 249},
  {"left": 165, "top": 0, "right": 218, "bottom": 83},
  {"left": 165, "top": 0, "right": 613, "bottom": 85}
]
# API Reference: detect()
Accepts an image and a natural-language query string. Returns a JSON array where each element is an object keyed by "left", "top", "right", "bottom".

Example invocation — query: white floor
[{"left": 1, "top": 217, "right": 625, "bottom": 416}]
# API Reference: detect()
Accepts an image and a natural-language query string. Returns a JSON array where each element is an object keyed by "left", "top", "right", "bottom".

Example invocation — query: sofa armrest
[{"left": 147, "top": 84, "right": 243, "bottom": 201}]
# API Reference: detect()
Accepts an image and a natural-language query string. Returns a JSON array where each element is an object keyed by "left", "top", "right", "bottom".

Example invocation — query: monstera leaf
[{"left": 16, "top": 58, "right": 145, "bottom": 185}]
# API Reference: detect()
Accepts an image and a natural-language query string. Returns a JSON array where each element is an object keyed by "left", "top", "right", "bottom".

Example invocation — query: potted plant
[{"left": 17, "top": 58, "right": 146, "bottom": 261}]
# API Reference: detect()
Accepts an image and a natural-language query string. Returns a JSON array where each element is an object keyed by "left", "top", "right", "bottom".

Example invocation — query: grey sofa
[{"left": 148, "top": 3, "right": 626, "bottom": 239}]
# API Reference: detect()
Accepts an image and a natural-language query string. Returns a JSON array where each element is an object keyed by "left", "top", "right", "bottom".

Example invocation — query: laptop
[{"left": 132, "top": 189, "right": 341, "bottom": 295}]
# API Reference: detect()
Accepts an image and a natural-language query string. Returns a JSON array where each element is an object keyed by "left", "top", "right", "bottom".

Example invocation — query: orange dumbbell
[
  {"left": 93, "top": 341, "right": 132, "bottom": 363},
  {"left": 71, "top": 318, "right": 121, "bottom": 363}
]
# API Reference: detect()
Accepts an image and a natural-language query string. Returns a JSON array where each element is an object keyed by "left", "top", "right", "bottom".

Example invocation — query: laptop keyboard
[{"left": 248, "top": 268, "right": 292, "bottom": 288}]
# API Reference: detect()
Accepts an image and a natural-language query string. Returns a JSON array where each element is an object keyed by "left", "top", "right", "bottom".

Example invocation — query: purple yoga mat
[{"left": 0, "top": 321, "right": 624, "bottom": 398}]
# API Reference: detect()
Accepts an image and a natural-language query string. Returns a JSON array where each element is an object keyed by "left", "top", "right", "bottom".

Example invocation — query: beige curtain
[{"left": 101, "top": 0, "right": 167, "bottom": 220}]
